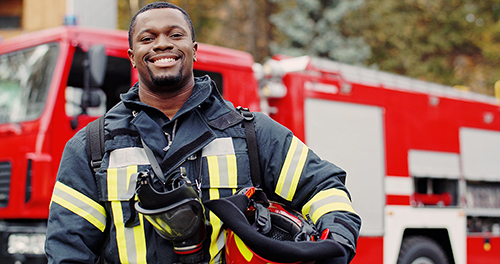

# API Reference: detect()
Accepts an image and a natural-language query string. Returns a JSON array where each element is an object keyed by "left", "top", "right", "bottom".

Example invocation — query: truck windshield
[{"left": 0, "top": 43, "right": 59, "bottom": 124}]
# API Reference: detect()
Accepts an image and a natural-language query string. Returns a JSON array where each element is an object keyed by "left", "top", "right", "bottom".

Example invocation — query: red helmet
[
  {"left": 225, "top": 201, "right": 314, "bottom": 264},
  {"left": 204, "top": 187, "right": 344, "bottom": 263}
]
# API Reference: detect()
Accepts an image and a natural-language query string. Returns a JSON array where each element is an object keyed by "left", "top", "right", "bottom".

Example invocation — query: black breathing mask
[{"left": 135, "top": 167, "right": 206, "bottom": 263}]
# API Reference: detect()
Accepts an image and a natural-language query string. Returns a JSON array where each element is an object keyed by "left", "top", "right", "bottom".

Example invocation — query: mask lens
[{"left": 143, "top": 199, "right": 204, "bottom": 240}]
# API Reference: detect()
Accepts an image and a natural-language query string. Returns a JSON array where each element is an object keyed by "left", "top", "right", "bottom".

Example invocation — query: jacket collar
[
  {"left": 122, "top": 76, "right": 218, "bottom": 175},
  {"left": 121, "top": 75, "right": 214, "bottom": 122},
  {"left": 131, "top": 108, "right": 215, "bottom": 176}
]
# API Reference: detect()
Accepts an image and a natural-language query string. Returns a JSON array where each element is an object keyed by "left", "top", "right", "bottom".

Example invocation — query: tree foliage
[
  {"left": 118, "top": 0, "right": 277, "bottom": 62},
  {"left": 118, "top": 0, "right": 369, "bottom": 64},
  {"left": 269, "top": 0, "right": 370, "bottom": 65},
  {"left": 117, "top": 0, "right": 500, "bottom": 95},
  {"left": 343, "top": 0, "right": 500, "bottom": 95}
]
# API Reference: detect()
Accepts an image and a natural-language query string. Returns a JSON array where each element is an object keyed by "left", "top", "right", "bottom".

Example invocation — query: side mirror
[
  {"left": 81, "top": 45, "right": 107, "bottom": 115},
  {"left": 88, "top": 45, "right": 107, "bottom": 87},
  {"left": 88, "top": 89, "right": 102, "bottom": 107}
]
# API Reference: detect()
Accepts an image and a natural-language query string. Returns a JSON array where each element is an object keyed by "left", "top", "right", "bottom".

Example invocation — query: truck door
[
  {"left": 62, "top": 46, "right": 132, "bottom": 131},
  {"left": 0, "top": 43, "right": 60, "bottom": 209}
]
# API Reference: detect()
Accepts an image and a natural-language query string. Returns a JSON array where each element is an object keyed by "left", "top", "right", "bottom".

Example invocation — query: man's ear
[
  {"left": 193, "top": 42, "right": 198, "bottom": 62},
  {"left": 127, "top": 49, "right": 136, "bottom": 68}
]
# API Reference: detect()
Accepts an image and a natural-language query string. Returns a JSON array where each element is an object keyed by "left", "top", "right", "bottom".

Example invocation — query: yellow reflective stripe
[
  {"left": 311, "top": 203, "right": 356, "bottom": 223},
  {"left": 234, "top": 234, "right": 253, "bottom": 262},
  {"left": 134, "top": 214, "right": 147, "bottom": 263},
  {"left": 108, "top": 167, "right": 119, "bottom": 200},
  {"left": 302, "top": 189, "right": 356, "bottom": 224},
  {"left": 108, "top": 166, "right": 147, "bottom": 264},
  {"left": 207, "top": 156, "right": 220, "bottom": 187},
  {"left": 108, "top": 168, "right": 128, "bottom": 263},
  {"left": 111, "top": 200, "right": 128, "bottom": 263},
  {"left": 275, "top": 137, "right": 309, "bottom": 201},
  {"left": 51, "top": 181, "right": 106, "bottom": 231},
  {"left": 291, "top": 146, "right": 308, "bottom": 199},
  {"left": 130, "top": 167, "right": 147, "bottom": 264},
  {"left": 209, "top": 188, "right": 223, "bottom": 263}
]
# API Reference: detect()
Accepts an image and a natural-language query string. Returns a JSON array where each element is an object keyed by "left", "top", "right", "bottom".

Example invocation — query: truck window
[
  {"left": 0, "top": 43, "right": 59, "bottom": 123},
  {"left": 194, "top": 69, "right": 223, "bottom": 95},
  {"left": 66, "top": 47, "right": 132, "bottom": 117}
]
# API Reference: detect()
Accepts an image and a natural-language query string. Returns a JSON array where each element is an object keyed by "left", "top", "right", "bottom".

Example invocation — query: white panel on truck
[
  {"left": 460, "top": 127, "right": 500, "bottom": 181},
  {"left": 408, "top": 150, "right": 460, "bottom": 179},
  {"left": 305, "top": 98, "right": 385, "bottom": 236}
]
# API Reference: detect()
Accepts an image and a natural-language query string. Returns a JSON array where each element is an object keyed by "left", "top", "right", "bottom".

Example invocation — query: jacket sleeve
[
  {"left": 254, "top": 113, "right": 361, "bottom": 263},
  {"left": 45, "top": 129, "right": 107, "bottom": 264}
]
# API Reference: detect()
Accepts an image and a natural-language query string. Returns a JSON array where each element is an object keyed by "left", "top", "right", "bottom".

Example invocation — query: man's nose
[{"left": 153, "top": 34, "right": 173, "bottom": 51}]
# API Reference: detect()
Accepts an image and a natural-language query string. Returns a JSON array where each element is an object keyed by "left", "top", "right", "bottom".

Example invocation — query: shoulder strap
[
  {"left": 84, "top": 115, "right": 110, "bottom": 264},
  {"left": 237, "top": 106, "right": 261, "bottom": 188},
  {"left": 85, "top": 115, "right": 106, "bottom": 173}
]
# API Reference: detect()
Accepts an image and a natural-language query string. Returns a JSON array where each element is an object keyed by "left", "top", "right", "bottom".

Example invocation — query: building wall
[
  {"left": 0, "top": 0, "right": 117, "bottom": 41},
  {"left": 71, "top": 0, "right": 117, "bottom": 29},
  {"left": 23, "top": 0, "right": 66, "bottom": 32},
  {"left": 0, "top": 0, "right": 24, "bottom": 40}
]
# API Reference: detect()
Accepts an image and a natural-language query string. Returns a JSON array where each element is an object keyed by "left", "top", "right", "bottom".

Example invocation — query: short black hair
[{"left": 128, "top": 1, "right": 195, "bottom": 49}]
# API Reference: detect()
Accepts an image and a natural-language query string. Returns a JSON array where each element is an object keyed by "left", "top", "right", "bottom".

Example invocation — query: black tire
[{"left": 397, "top": 236, "right": 449, "bottom": 264}]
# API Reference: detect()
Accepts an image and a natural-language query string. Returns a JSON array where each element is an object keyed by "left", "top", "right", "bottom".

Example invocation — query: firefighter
[{"left": 45, "top": 2, "right": 361, "bottom": 264}]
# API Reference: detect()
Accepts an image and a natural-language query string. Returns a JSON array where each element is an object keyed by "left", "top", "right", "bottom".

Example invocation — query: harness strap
[
  {"left": 236, "top": 106, "right": 261, "bottom": 188},
  {"left": 86, "top": 115, "right": 106, "bottom": 173},
  {"left": 140, "top": 138, "right": 165, "bottom": 183},
  {"left": 84, "top": 114, "right": 109, "bottom": 264},
  {"left": 85, "top": 108, "right": 262, "bottom": 187}
]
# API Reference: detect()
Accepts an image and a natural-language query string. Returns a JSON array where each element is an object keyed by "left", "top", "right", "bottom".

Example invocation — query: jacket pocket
[
  {"left": 103, "top": 164, "right": 148, "bottom": 228},
  {"left": 201, "top": 137, "right": 252, "bottom": 190}
]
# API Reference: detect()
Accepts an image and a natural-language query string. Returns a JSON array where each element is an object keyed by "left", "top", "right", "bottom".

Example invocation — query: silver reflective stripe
[
  {"left": 217, "top": 156, "right": 229, "bottom": 186},
  {"left": 213, "top": 229, "right": 225, "bottom": 263},
  {"left": 51, "top": 181, "right": 106, "bottom": 232},
  {"left": 109, "top": 147, "right": 149, "bottom": 168},
  {"left": 202, "top": 137, "right": 235, "bottom": 156}
]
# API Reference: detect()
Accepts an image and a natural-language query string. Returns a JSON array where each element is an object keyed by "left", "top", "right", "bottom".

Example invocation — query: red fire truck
[
  {"left": 260, "top": 55, "right": 500, "bottom": 264},
  {"left": 0, "top": 26, "right": 499, "bottom": 264},
  {"left": 0, "top": 26, "right": 258, "bottom": 264}
]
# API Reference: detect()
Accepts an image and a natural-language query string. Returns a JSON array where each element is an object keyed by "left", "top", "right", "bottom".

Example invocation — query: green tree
[
  {"left": 343, "top": 0, "right": 500, "bottom": 95},
  {"left": 269, "top": 0, "right": 370, "bottom": 65},
  {"left": 118, "top": 0, "right": 277, "bottom": 63}
]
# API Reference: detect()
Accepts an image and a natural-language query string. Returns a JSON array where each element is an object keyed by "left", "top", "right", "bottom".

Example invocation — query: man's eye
[
  {"left": 171, "top": 33, "right": 183, "bottom": 38},
  {"left": 141, "top": 36, "right": 154, "bottom": 42}
]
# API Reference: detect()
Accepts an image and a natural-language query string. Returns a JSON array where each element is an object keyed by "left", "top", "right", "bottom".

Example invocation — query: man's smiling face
[{"left": 128, "top": 8, "right": 198, "bottom": 93}]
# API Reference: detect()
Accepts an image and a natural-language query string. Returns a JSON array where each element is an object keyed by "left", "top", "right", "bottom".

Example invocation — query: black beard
[
  {"left": 148, "top": 66, "right": 183, "bottom": 87},
  {"left": 151, "top": 73, "right": 182, "bottom": 87}
]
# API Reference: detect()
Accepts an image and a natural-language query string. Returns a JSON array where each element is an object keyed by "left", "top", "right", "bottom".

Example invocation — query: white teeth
[{"left": 154, "top": 58, "right": 176, "bottom": 63}]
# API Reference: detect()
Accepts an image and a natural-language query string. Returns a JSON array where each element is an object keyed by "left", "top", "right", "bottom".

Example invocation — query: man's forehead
[{"left": 136, "top": 8, "right": 187, "bottom": 27}]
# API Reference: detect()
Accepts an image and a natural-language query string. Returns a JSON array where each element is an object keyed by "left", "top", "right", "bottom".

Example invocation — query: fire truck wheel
[{"left": 397, "top": 236, "right": 448, "bottom": 264}]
